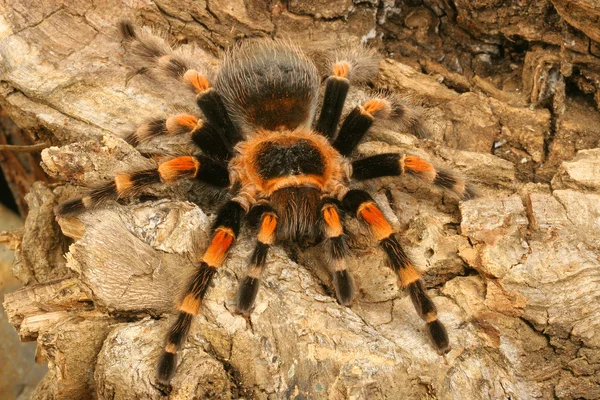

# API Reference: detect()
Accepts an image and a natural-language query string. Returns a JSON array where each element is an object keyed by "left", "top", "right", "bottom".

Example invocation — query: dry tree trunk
[
  {"left": 1, "top": 1, "right": 600, "bottom": 399},
  {"left": 0, "top": 108, "right": 52, "bottom": 217}
]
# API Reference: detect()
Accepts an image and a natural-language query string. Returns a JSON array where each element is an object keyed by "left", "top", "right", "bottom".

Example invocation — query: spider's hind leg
[
  {"left": 315, "top": 62, "right": 350, "bottom": 139},
  {"left": 342, "top": 189, "right": 450, "bottom": 353},
  {"left": 315, "top": 45, "right": 380, "bottom": 139},
  {"left": 119, "top": 20, "right": 241, "bottom": 159},
  {"left": 118, "top": 20, "right": 212, "bottom": 95}
]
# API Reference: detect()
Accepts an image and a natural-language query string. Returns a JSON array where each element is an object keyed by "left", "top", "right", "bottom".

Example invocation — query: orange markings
[
  {"left": 322, "top": 204, "right": 343, "bottom": 238},
  {"left": 423, "top": 310, "right": 438, "bottom": 323},
  {"left": 235, "top": 130, "right": 343, "bottom": 195},
  {"left": 362, "top": 99, "right": 391, "bottom": 117},
  {"left": 398, "top": 264, "right": 421, "bottom": 287},
  {"left": 114, "top": 174, "right": 133, "bottom": 195},
  {"left": 358, "top": 201, "right": 393, "bottom": 241},
  {"left": 183, "top": 69, "right": 210, "bottom": 93},
  {"left": 264, "top": 175, "right": 325, "bottom": 194},
  {"left": 403, "top": 156, "right": 436, "bottom": 182},
  {"left": 175, "top": 114, "right": 198, "bottom": 128},
  {"left": 166, "top": 114, "right": 198, "bottom": 134},
  {"left": 403, "top": 156, "right": 434, "bottom": 172},
  {"left": 81, "top": 196, "right": 93, "bottom": 208},
  {"left": 178, "top": 293, "right": 201, "bottom": 315},
  {"left": 165, "top": 343, "right": 178, "bottom": 353},
  {"left": 202, "top": 228, "right": 235, "bottom": 267},
  {"left": 158, "top": 156, "right": 200, "bottom": 183},
  {"left": 257, "top": 213, "right": 277, "bottom": 245},
  {"left": 332, "top": 61, "right": 350, "bottom": 78}
]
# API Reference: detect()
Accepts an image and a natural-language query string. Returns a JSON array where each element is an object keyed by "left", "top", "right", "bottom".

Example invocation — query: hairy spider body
[
  {"left": 216, "top": 40, "right": 319, "bottom": 133},
  {"left": 55, "top": 21, "right": 474, "bottom": 390}
]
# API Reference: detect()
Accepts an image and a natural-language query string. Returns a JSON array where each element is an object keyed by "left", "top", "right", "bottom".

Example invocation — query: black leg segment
[
  {"left": 235, "top": 205, "right": 277, "bottom": 316},
  {"left": 352, "top": 153, "right": 401, "bottom": 180},
  {"left": 157, "top": 200, "right": 246, "bottom": 385},
  {"left": 351, "top": 153, "right": 475, "bottom": 200},
  {"left": 341, "top": 189, "right": 450, "bottom": 354},
  {"left": 196, "top": 89, "right": 243, "bottom": 157},
  {"left": 333, "top": 99, "right": 391, "bottom": 156},
  {"left": 321, "top": 200, "right": 354, "bottom": 305},
  {"left": 316, "top": 76, "right": 350, "bottom": 139}
]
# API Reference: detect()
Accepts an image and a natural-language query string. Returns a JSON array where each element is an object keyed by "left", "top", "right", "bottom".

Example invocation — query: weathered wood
[
  {"left": 1, "top": 1, "right": 600, "bottom": 399},
  {"left": 3, "top": 278, "right": 92, "bottom": 329},
  {"left": 0, "top": 108, "right": 51, "bottom": 216}
]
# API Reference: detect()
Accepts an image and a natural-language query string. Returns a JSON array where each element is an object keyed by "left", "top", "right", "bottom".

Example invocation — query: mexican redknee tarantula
[{"left": 55, "top": 20, "right": 474, "bottom": 388}]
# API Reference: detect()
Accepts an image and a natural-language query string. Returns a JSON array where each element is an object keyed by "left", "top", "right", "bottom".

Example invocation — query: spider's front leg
[
  {"left": 341, "top": 189, "right": 450, "bottom": 353},
  {"left": 157, "top": 200, "right": 246, "bottom": 385},
  {"left": 235, "top": 204, "right": 278, "bottom": 316},
  {"left": 320, "top": 200, "right": 354, "bottom": 305}
]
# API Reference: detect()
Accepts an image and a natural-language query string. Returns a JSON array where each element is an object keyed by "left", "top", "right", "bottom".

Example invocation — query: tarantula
[{"left": 55, "top": 21, "right": 474, "bottom": 388}]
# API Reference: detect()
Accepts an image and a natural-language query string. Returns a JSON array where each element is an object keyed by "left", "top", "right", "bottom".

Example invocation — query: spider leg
[
  {"left": 341, "top": 189, "right": 450, "bottom": 354},
  {"left": 352, "top": 153, "right": 475, "bottom": 200},
  {"left": 315, "top": 45, "right": 380, "bottom": 138},
  {"left": 119, "top": 20, "right": 210, "bottom": 94},
  {"left": 54, "top": 155, "right": 229, "bottom": 216},
  {"left": 119, "top": 20, "right": 242, "bottom": 158},
  {"left": 315, "top": 62, "right": 350, "bottom": 139},
  {"left": 320, "top": 200, "right": 354, "bottom": 305},
  {"left": 195, "top": 87, "right": 243, "bottom": 158},
  {"left": 179, "top": 66, "right": 243, "bottom": 158},
  {"left": 124, "top": 114, "right": 233, "bottom": 161},
  {"left": 124, "top": 115, "right": 196, "bottom": 146},
  {"left": 157, "top": 200, "right": 246, "bottom": 385},
  {"left": 235, "top": 204, "right": 278, "bottom": 316},
  {"left": 332, "top": 98, "right": 391, "bottom": 156}
]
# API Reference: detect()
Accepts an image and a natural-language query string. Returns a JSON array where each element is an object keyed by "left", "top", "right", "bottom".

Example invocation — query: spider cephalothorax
[
  {"left": 230, "top": 129, "right": 350, "bottom": 241},
  {"left": 55, "top": 21, "right": 474, "bottom": 390}
]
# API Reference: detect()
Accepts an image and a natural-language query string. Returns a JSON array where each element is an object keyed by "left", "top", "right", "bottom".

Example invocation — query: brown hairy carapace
[{"left": 54, "top": 20, "right": 476, "bottom": 391}]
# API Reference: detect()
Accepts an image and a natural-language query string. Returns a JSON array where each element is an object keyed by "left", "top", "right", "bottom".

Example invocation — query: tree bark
[
  {"left": 0, "top": 108, "right": 51, "bottom": 216},
  {"left": 1, "top": 1, "right": 600, "bottom": 399}
]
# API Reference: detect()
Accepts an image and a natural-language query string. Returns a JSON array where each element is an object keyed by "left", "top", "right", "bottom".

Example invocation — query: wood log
[
  {"left": 0, "top": 1, "right": 599, "bottom": 399},
  {"left": 0, "top": 108, "right": 51, "bottom": 216}
]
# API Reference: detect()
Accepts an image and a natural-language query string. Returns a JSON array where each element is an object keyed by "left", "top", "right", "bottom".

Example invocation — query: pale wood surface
[{"left": 1, "top": 1, "right": 599, "bottom": 399}]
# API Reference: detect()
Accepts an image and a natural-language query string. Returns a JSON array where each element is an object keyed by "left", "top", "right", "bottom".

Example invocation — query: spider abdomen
[{"left": 215, "top": 40, "right": 320, "bottom": 133}]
